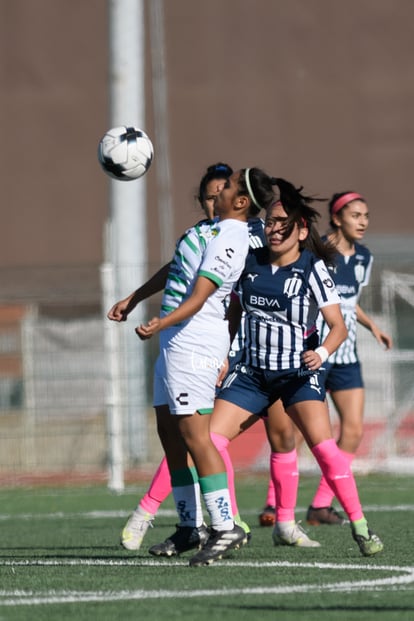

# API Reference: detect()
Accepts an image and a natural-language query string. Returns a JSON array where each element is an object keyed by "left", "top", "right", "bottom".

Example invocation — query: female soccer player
[
  {"left": 206, "top": 183, "right": 384, "bottom": 559},
  {"left": 259, "top": 190, "right": 393, "bottom": 528},
  {"left": 118, "top": 167, "right": 278, "bottom": 566},
  {"left": 108, "top": 163, "right": 245, "bottom": 550},
  {"left": 304, "top": 191, "right": 393, "bottom": 524}
]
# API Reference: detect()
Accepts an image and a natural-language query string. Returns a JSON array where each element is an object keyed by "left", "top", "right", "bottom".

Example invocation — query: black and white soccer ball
[{"left": 97, "top": 126, "right": 154, "bottom": 180}]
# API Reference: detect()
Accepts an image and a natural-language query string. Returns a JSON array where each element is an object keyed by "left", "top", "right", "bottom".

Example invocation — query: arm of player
[
  {"left": 136, "top": 275, "right": 217, "bottom": 339},
  {"left": 302, "top": 303, "right": 347, "bottom": 371},
  {"left": 356, "top": 304, "right": 393, "bottom": 350},
  {"left": 107, "top": 262, "right": 171, "bottom": 322}
]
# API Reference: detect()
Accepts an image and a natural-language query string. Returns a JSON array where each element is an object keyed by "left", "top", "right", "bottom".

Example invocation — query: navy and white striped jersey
[
  {"left": 237, "top": 247, "right": 340, "bottom": 370},
  {"left": 318, "top": 241, "right": 372, "bottom": 364},
  {"left": 229, "top": 217, "right": 266, "bottom": 356},
  {"left": 247, "top": 216, "right": 265, "bottom": 249}
]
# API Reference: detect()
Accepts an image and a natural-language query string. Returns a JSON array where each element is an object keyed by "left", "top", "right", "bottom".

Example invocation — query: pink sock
[
  {"left": 210, "top": 432, "right": 238, "bottom": 515},
  {"left": 270, "top": 450, "right": 298, "bottom": 522},
  {"left": 311, "top": 439, "right": 363, "bottom": 521},
  {"left": 140, "top": 456, "right": 172, "bottom": 515},
  {"left": 265, "top": 474, "right": 276, "bottom": 507},
  {"left": 311, "top": 448, "right": 355, "bottom": 508}
]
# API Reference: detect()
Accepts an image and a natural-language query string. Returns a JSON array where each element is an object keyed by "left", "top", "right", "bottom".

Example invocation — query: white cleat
[
  {"left": 272, "top": 521, "right": 321, "bottom": 548},
  {"left": 121, "top": 509, "right": 154, "bottom": 551}
]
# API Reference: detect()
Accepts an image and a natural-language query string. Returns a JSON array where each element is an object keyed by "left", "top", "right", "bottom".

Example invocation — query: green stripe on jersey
[
  {"left": 176, "top": 248, "right": 197, "bottom": 270},
  {"left": 183, "top": 234, "right": 201, "bottom": 254},
  {"left": 193, "top": 223, "right": 208, "bottom": 249},
  {"left": 163, "top": 287, "right": 184, "bottom": 300},
  {"left": 198, "top": 270, "right": 223, "bottom": 287},
  {"left": 168, "top": 273, "right": 186, "bottom": 285}
]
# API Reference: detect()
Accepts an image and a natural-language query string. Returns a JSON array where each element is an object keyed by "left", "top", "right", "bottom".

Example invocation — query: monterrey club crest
[
  {"left": 354, "top": 262, "right": 365, "bottom": 283},
  {"left": 283, "top": 273, "right": 302, "bottom": 298}
]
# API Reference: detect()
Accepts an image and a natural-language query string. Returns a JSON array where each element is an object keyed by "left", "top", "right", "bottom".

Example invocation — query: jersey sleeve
[
  {"left": 309, "top": 259, "right": 341, "bottom": 308},
  {"left": 198, "top": 225, "right": 248, "bottom": 287}
]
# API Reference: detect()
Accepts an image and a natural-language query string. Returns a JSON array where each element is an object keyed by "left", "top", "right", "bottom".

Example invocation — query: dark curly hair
[{"left": 197, "top": 162, "right": 233, "bottom": 206}]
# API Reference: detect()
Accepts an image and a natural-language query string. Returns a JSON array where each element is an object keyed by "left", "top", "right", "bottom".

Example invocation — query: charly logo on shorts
[
  {"left": 283, "top": 273, "right": 302, "bottom": 298},
  {"left": 176, "top": 393, "right": 189, "bottom": 405}
]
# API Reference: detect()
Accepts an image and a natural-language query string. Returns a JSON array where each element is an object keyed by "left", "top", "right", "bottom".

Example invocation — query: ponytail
[{"left": 238, "top": 168, "right": 276, "bottom": 216}]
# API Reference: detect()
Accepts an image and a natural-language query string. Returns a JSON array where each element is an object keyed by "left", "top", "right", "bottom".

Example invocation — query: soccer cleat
[
  {"left": 306, "top": 505, "right": 349, "bottom": 526},
  {"left": 352, "top": 528, "right": 384, "bottom": 556},
  {"left": 148, "top": 524, "right": 209, "bottom": 557},
  {"left": 272, "top": 521, "right": 321, "bottom": 547},
  {"left": 121, "top": 509, "right": 154, "bottom": 551},
  {"left": 189, "top": 524, "right": 247, "bottom": 566},
  {"left": 259, "top": 505, "right": 276, "bottom": 527}
]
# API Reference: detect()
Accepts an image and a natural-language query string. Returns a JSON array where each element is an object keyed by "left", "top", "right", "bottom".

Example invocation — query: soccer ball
[{"left": 97, "top": 126, "right": 154, "bottom": 180}]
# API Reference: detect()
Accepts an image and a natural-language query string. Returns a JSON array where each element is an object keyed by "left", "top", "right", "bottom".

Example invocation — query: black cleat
[
  {"left": 149, "top": 524, "right": 209, "bottom": 557},
  {"left": 189, "top": 524, "right": 246, "bottom": 567}
]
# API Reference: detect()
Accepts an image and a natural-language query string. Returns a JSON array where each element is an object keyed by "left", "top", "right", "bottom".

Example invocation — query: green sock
[{"left": 352, "top": 517, "right": 369, "bottom": 538}]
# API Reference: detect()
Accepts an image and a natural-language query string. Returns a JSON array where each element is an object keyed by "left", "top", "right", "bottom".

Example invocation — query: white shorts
[{"left": 153, "top": 319, "right": 230, "bottom": 415}]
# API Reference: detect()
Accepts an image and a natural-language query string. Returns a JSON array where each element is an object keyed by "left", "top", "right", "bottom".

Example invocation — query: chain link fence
[{"left": 0, "top": 248, "right": 413, "bottom": 484}]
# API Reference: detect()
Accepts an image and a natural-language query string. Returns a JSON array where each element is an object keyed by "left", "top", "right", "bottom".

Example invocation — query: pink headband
[{"left": 331, "top": 192, "right": 365, "bottom": 215}]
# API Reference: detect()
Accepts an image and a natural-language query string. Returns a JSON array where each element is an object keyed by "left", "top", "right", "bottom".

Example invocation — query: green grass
[{"left": 0, "top": 473, "right": 413, "bottom": 621}]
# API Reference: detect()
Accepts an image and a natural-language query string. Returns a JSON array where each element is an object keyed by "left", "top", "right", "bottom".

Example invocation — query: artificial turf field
[{"left": 0, "top": 473, "right": 413, "bottom": 621}]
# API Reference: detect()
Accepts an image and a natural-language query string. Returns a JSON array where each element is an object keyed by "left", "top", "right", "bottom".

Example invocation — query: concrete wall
[{"left": 1, "top": 0, "right": 413, "bottom": 294}]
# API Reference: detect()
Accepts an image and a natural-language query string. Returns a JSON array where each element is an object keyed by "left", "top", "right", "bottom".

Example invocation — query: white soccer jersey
[
  {"left": 317, "top": 241, "right": 373, "bottom": 364},
  {"left": 160, "top": 218, "right": 249, "bottom": 328},
  {"left": 154, "top": 217, "right": 249, "bottom": 414},
  {"left": 237, "top": 247, "right": 340, "bottom": 370}
]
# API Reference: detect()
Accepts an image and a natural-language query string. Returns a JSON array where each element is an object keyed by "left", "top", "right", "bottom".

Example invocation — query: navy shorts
[
  {"left": 320, "top": 361, "right": 364, "bottom": 392},
  {"left": 217, "top": 363, "right": 326, "bottom": 415}
]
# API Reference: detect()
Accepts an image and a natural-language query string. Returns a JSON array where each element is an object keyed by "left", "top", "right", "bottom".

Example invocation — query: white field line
[
  {"left": 0, "top": 504, "right": 413, "bottom": 521},
  {"left": 0, "top": 562, "right": 413, "bottom": 606}
]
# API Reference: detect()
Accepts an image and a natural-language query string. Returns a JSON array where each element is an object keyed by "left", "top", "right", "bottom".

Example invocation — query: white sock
[
  {"left": 172, "top": 483, "right": 203, "bottom": 527},
  {"left": 203, "top": 488, "right": 234, "bottom": 531}
]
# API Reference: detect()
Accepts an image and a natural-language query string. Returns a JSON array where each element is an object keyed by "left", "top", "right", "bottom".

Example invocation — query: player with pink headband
[
  {"left": 330, "top": 192, "right": 365, "bottom": 215},
  {"left": 306, "top": 190, "right": 392, "bottom": 524},
  {"left": 259, "top": 190, "right": 393, "bottom": 528}
]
